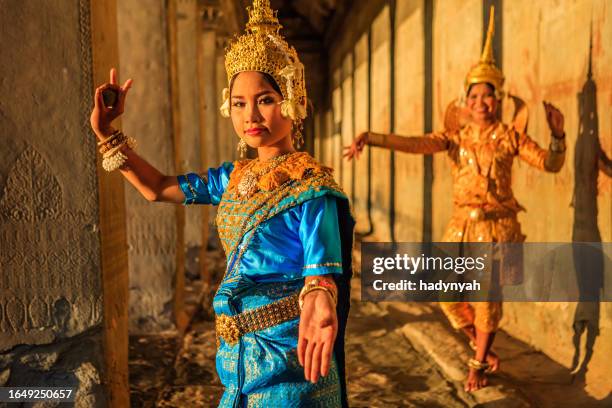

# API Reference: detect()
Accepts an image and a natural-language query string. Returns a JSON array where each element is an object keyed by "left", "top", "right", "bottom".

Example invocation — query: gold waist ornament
[{"left": 215, "top": 293, "right": 300, "bottom": 346}]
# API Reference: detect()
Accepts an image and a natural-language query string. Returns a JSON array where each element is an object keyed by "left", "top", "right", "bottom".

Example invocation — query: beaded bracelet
[
  {"left": 298, "top": 278, "right": 338, "bottom": 310},
  {"left": 100, "top": 134, "right": 137, "bottom": 172}
]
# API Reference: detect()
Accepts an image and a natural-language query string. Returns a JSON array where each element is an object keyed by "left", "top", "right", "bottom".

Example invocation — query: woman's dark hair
[{"left": 229, "top": 72, "right": 283, "bottom": 96}]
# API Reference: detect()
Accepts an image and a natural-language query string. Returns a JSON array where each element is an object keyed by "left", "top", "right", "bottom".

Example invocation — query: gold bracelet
[
  {"left": 298, "top": 279, "right": 338, "bottom": 310},
  {"left": 97, "top": 129, "right": 121, "bottom": 147},
  {"left": 549, "top": 134, "right": 566, "bottom": 153},
  {"left": 467, "top": 358, "right": 489, "bottom": 371},
  {"left": 101, "top": 135, "right": 136, "bottom": 156},
  {"left": 99, "top": 131, "right": 137, "bottom": 154},
  {"left": 100, "top": 133, "right": 126, "bottom": 154},
  {"left": 298, "top": 286, "right": 336, "bottom": 310}
]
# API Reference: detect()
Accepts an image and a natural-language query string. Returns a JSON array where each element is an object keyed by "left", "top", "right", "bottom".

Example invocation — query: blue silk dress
[{"left": 178, "top": 153, "right": 353, "bottom": 407}]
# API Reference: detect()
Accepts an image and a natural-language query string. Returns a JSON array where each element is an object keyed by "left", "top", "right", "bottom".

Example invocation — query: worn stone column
[
  {"left": 394, "top": 0, "right": 425, "bottom": 241},
  {"left": 167, "top": 0, "right": 188, "bottom": 332},
  {"left": 352, "top": 32, "right": 372, "bottom": 234},
  {"left": 340, "top": 54, "right": 354, "bottom": 198},
  {"left": 331, "top": 68, "right": 343, "bottom": 182},
  {"left": 176, "top": 0, "right": 206, "bottom": 286},
  {"left": 196, "top": 0, "right": 221, "bottom": 287},
  {"left": 370, "top": 5, "right": 392, "bottom": 241},
  {"left": 216, "top": 34, "right": 236, "bottom": 164},
  {"left": 431, "top": 0, "right": 481, "bottom": 240},
  {"left": 117, "top": 0, "right": 178, "bottom": 333},
  {"left": 0, "top": 0, "right": 129, "bottom": 405}
]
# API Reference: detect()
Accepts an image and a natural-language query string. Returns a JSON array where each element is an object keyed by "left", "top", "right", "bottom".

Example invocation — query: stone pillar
[
  {"left": 431, "top": 0, "right": 481, "bottom": 240},
  {"left": 117, "top": 0, "right": 178, "bottom": 333},
  {"left": 394, "top": 0, "right": 425, "bottom": 241},
  {"left": 353, "top": 32, "right": 372, "bottom": 234},
  {"left": 216, "top": 34, "right": 237, "bottom": 164},
  {"left": 0, "top": 0, "right": 129, "bottom": 405},
  {"left": 197, "top": 0, "right": 221, "bottom": 287},
  {"left": 167, "top": 0, "right": 188, "bottom": 331},
  {"left": 331, "top": 68, "right": 343, "bottom": 182},
  {"left": 369, "top": 5, "right": 392, "bottom": 241},
  {"left": 176, "top": 0, "right": 206, "bottom": 287},
  {"left": 340, "top": 53, "right": 354, "bottom": 199}
]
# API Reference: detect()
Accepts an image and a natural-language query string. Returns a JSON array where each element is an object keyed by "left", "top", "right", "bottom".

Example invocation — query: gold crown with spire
[
  {"left": 464, "top": 5, "right": 505, "bottom": 97},
  {"left": 220, "top": 0, "right": 307, "bottom": 123}
]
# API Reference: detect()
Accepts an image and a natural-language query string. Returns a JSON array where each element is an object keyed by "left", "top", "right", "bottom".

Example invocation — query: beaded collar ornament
[
  {"left": 236, "top": 153, "right": 292, "bottom": 197},
  {"left": 219, "top": 0, "right": 308, "bottom": 127}
]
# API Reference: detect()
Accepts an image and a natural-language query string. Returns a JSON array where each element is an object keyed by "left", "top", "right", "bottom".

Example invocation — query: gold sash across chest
[{"left": 215, "top": 153, "right": 345, "bottom": 282}]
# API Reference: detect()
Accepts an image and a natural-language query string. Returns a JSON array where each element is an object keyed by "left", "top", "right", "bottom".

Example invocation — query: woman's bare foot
[
  {"left": 465, "top": 367, "right": 488, "bottom": 392},
  {"left": 468, "top": 337, "right": 500, "bottom": 372},
  {"left": 486, "top": 349, "right": 500, "bottom": 372}
]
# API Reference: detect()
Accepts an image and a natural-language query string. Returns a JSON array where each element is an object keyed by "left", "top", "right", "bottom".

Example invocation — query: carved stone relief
[{"left": 0, "top": 145, "right": 102, "bottom": 352}]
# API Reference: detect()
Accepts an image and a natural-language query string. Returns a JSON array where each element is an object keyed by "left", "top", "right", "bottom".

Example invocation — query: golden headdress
[
  {"left": 464, "top": 5, "right": 504, "bottom": 98},
  {"left": 220, "top": 0, "right": 307, "bottom": 124}
]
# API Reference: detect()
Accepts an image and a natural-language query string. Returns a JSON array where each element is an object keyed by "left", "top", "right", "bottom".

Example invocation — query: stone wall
[
  {"left": 499, "top": 0, "right": 612, "bottom": 398},
  {"left": 0, "top": 0, "right": 129, "bottom": 405},
  {"left": 323, "top": 0, "right": 612, "bottom": 399}
]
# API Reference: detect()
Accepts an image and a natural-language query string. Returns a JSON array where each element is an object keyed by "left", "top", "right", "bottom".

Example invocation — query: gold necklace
[{"left": 237, "top": 153, "right": 292, "bottom": 197}]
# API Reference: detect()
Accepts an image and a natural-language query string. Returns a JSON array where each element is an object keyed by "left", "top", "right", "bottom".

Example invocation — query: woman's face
[
  {"left": 466, "top": 82, "right": 498, "bottom": 125},
  {"left": 230, "top": 71, "right": 293, "bottom": 150}
]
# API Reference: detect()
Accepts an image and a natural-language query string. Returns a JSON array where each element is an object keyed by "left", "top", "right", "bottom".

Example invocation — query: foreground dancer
[
  {"left": 345, "top": 6, "right": 565, "bottom": 392},
  {"left": 90, "top": 0, "right": 353, "bottom": 405}
]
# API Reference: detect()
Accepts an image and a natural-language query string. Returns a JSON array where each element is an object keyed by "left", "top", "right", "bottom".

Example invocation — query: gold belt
[
  {"left": 458, "top": 206, "right": 516, "bottom": 222},
  {"left": 216, "top": 293, "right": 300, "bottom": 346}
]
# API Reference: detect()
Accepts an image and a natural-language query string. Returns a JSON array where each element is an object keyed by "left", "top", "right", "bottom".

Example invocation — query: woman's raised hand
[
  {"left": 543, "top": 101, "right": 564, "bottom": 138},
  {"left": 343, "top": 131, "right": 369, "bottom": 161},
  {"left": 90, "top": 68, "right": 133, "bottom": 139}
]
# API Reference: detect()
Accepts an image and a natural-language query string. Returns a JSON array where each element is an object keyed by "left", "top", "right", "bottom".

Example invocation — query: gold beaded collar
[{"left": 227, "top": 152, "right": 332, "bottom": 198}]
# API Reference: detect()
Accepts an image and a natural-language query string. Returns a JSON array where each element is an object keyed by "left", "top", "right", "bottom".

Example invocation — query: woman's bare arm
[
  {"left": 91, "top": 68, "right": 185, "bottom": 204},
  {"left": 366, "top": 131, "right": 449, "bottom": 154},
  {"left": 117, "top": 147, "right": 185, "bottom": 203},
  {"left": 344, "top": 131, "right": 449, "bottom": 160}
]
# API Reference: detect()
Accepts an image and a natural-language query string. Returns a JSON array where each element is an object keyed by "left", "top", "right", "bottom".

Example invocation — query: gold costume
[
  {"left": 371, "top": 6, "right": 567, "bottom": 333},
  {"left": 395, "top": 121, "right": 565, "bottom": 332}
]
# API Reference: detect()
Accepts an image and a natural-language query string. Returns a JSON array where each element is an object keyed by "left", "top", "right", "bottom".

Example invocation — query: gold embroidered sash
[{"left": 215, "top": 153, "right": 346, "bottom": 282}]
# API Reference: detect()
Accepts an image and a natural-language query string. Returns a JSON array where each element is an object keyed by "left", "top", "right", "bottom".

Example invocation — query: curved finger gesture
[
  {"left": 343, "top": 131, "right": 369, "bottom": 161},
  {"left": 297, "top": 290, "right": 338, "bottom": 383},
  {"left": 90, "top": 68, "right": 133, "bottom": 137}
]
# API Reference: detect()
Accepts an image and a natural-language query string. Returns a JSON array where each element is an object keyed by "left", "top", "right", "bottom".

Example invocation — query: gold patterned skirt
[{"left": 439, "top": 207, "right": 526, "bottom": 333}]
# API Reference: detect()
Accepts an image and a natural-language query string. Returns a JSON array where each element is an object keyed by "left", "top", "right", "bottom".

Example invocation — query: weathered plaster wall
[
  {"left": 324, "top": 0, "right": 611, "bottom": 398},
  {"left": 499, "top": 0, "right": 612, "bottom": 398}
]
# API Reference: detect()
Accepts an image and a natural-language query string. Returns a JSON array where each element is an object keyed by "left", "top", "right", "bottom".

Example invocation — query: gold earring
[
  {"left": 292, "top": 121, "right": 304, "bottom": 149},
  {"left": 237, "top": 138, "right": 247, "bottom": 158}
]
